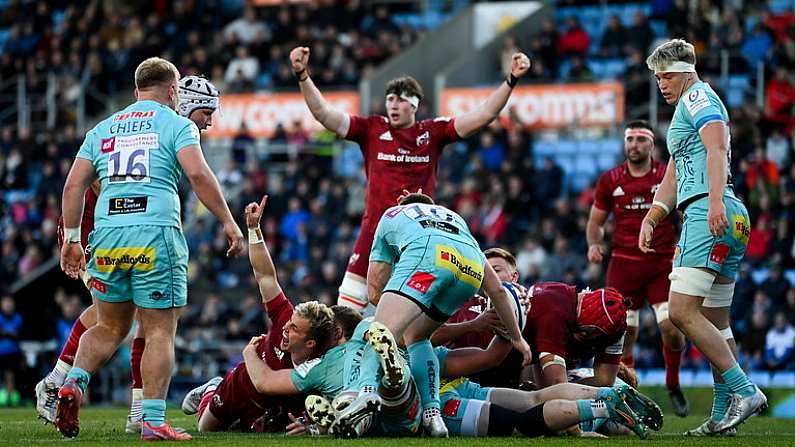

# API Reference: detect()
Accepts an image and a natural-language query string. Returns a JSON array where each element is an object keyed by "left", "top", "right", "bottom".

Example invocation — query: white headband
[
  {"left": 387, "top": 92, "right": 420, "bottom": 109},
  {"left": 653, "top": 61, "right": 696, "bottom": 74}
]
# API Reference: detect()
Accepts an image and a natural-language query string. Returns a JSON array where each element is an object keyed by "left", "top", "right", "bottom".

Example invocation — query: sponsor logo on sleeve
[
  {"left": 684, "top": 89, "right": 711, "bottom": 115},
  {"left": 94, "top": 247, "right": 156, "bottom": 272},
  {"left": 435, "top": 245, "right": 484, "bottom": 288}
]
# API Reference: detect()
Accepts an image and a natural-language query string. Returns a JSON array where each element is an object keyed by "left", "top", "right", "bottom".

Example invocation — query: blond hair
[
  {"left": 294, "top": 301, "right": 336, "bottom": 348},
  {"left": 134, "top": 57, "right": 180, "bottom": 90},
  {"left": 645, "top": 39, "right": 696, "bottom": 72}
]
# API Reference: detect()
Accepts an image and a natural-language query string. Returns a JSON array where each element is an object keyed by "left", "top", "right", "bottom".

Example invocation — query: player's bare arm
[
  {"left": 245, "top": 195, "right": 283, "bottom": 302},
  {"left": 367, "top": 261, "right": 393, "bottom": 305},
  {"left": 440, "top": 336, "right": 512, "bottom": 377},
  {"left": 242, "top": 336, "right": 298, "bottom": 395},
  {"left": 639, "top": 157, "right": 676, "bottom": 253},
  {"left": 290, "top": 46, "right": 349, "bottom": 137},
  {"left": 586, "top": 206, "right": 609, "bottom": 264},
  {"left": 60, "top": 157, "right": 97, "bottom": 279},
  {"left": 177, "top": 144, "right": 244, "bottom": 257},
  {"left": 701, "top": 121, "right": 730, "bottom": 237},
  {"left": 481, "top": 262, "right": 532, "bottom": 366},
  {"left": 430, "top": 308, "right": 501, "bottom": 346},
  {"left": 453, "top": 53, "right": 531, "bottom": 138}
]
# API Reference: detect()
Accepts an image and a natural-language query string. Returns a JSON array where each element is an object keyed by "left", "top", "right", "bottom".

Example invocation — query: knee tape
[
  {"left": 669, "top": 267, "right": 714, "bottom": 297},
  {"left": 626, "top": 309, "right": 640, "bottom": 327},
  {"left": 719, "top": 327, "right": 734, "bottom": 340},
  {"left": 703, "top": 282, "right": 735, "bottom": 308},
  {"left": 338, "top": 276, "right": 369, "bottom": 310},
  {"left": 653, "top": 302, "right": 669, "bottom": 323}
]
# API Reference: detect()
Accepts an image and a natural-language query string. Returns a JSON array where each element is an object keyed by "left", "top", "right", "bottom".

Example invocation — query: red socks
[
  {"left": 58, "top": 319, "right": 87, "bottom": 365},
  {"left": 663, "top": 344, "right": 683, "bottom": 388},
  {"left": 131, "top": 337, "right": 146, "bottom": 389}
]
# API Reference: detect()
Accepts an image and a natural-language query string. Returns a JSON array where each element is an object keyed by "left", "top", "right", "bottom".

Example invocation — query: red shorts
[
  {"left": 606, "top": 255, "right": 671, "bottom": 310},
  {"left": 207, "top": 363, "right": 271, "bottom": 431},
  {"left": 346, "top": 222, "right": 377, "bottom": 277}
]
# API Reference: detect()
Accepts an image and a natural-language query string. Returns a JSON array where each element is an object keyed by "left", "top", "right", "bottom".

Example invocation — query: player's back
[
  {"left": 377, "top": 203, "right": 479, "bottom": 252},
  {"left": 77, "top": 100, "right": 200, "bottom": 229}
]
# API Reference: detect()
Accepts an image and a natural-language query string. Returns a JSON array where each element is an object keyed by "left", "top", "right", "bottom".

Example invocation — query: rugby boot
[
  {"left": 35, "top": 379, "right": 58, "bottom": 424},
  {"left": 603, "top": 387, "right": 649, "bottom": 439},
  {"left": 333, "top": 391, "right": 381, "bottom": 438},
  {"left": 684, "top": 419, "right": 737, "bottom": 437},
  {"left": 668, "top": 385, "right": 690, "bottom": 417},
  {"left": 182, "top": 377, "right": 223, "bottom": 415},
  {"left": 422, "top": 407, "right": 449, "bottom": 438},
  {"left": 55, "top": 379, "right": 82, "bottom": 438},
  {"left": 141, "top": 421, "right": 193, "bottom": 441},
  {"left": 368, "top": 322, "right": 405, "bottom": 389},
  {"left": 615, "top": 383, "right": 664, "bottom": 431},
  {"left": 715, "top": 386, "right": 767, "bottom": 432}
]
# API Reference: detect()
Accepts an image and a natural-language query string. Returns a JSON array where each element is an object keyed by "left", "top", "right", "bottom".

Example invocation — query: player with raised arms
[{"left": 288, "top": 46, "right": 533, "bottom": 315}]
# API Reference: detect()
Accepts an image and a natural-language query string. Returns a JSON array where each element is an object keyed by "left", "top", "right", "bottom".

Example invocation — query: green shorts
[
  {"left": 439, "top": 378, "right": 492, "bottom": 436},
  {"left": 675, "top": 195, "right": 750, "bottom": 279},
  {"left": 87, "top": 226, "right": 188, "bottom": 308},
  {"left": 385, "top": 236, "right": 485, "bottom": 322}
]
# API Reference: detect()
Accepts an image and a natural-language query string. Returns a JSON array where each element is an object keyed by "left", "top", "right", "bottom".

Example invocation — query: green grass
[{"left": 2, "top": 387, "right": 794, "bottom": 446}]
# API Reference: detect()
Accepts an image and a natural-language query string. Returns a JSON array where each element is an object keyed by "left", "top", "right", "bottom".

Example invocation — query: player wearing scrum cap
[
  {"left": 288, "top": 46, "right": 532, "bottom": 317},
  {"left": 641, "top": 38, "right": 766, "bottom": 436},
  {"left": 586, "top": 120, "right": 688, "bottom": 417}
]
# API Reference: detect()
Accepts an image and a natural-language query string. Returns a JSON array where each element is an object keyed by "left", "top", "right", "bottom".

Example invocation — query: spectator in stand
[
  {"left": 600, "top": 15, "right": 626, "bottom": 57},
  {"left": 477, "top": 131, "right": 506, "bottom": 171},
  {"left": 627, "top": 10, "right": 654, "bottom": 54},
  {"left": 766, "top": 127, "right": 790, "bottom": 168},
  {"left": 761, "top": 264, "right": 790, "bottom": 301},
  {"left": 744, "top": 310, "right": 770, "bottom": 369},
  {"left": 500, "top": 36, "right": 522, "bottom": 77},
  {"left": 765, "top": 68, "right": 795, "bottom": 132},
  {"left": 566, "top": 55, "right": 593, "bottom": 81},
  {"left": 223, "top": 6, "right": 269, "bottom": 46},
  {"left": 764, "top": 312, "right": 795, "bottom": 371},
  {"left": 225, "top": 46, "right": 259, "bottom": 92},
  {"left": 558, "top": 17, "right": 590, "bottom": 57},
  {"left": 741, "top": 23, "right": 773, "bottom": 67},
  {"left": 0, "top": 295, "right": 22, "bottom": 407}
]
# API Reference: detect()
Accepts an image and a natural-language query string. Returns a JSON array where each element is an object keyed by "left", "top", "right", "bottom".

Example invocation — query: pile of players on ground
[{"left": 174, "top": 230, "right": 663, "bottom": 439}]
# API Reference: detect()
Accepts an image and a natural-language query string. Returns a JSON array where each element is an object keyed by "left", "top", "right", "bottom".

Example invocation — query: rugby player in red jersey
[
  {"left": 289, "top": 46, "right": 532, "bottom": 314},
  {"left": 522, "top": 283, "right": 629, "bottom": 388},
  {"left": 586, "top": 120, "right": 688, "bottom": 416},
  {"left": 36, "top": 76, "right": 221, "bottom": 431},
  {"left": 180, "top": 196, "right": 359, "bottom": 432}
]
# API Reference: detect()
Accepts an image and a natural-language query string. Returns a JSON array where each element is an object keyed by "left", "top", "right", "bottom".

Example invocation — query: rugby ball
[{"left": 488, "top": 282, "right": 527, "bottom": 339}]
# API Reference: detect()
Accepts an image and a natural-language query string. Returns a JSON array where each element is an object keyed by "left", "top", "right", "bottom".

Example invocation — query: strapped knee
[
  {"left": 653, "top": 302, "right": 669, "bottom": 323},
  {"left": 338, "top": 276, "right": 369, "bottom": 311},
  {"left": 703, "top": 282, "right": 735, "bottom": 308},
  {"left": 669, "top": 267, "right": 714, "bottom": 297}
]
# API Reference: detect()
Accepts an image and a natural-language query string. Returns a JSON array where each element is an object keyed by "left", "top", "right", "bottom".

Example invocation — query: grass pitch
[{"left": 2, "top": 406, "right": 793, "bottom": 446}]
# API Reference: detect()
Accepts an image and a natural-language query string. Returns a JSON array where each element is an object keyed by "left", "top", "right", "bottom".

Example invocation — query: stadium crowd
[{"left": 1, "top": 0, "right": 795, "bottom": 408}]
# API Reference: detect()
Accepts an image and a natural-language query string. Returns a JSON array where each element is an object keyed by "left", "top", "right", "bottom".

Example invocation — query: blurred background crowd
[{"left": 1, "top": 0, "right": 794, "bottom": 405}]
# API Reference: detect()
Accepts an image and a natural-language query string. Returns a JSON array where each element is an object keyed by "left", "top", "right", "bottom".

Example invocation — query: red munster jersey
[
  {"left": 524, "top": 282, "right": 623, "bottom": 367},
  {"left": 345, "top": 115, "right": 460, "bottom": 230},
  {"left": 444, "top": 295, "right": 492, "bottom": 350},
  {"left": 57, "top": 186, "right": 99, "bottom": 261},
  {"left": 593, "top": 161, "right": 675, "bottom": 259}
]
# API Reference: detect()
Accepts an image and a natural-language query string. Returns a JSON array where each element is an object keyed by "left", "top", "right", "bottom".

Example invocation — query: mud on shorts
[
  {"left": 87, "top": 225, "right": 188, "bottom": 308},
  {"left": 384, "top": 236, "right": 485, "bottom": 322},
  {"left": 675, "top": 195, "right": 750, "bottom": 279}
]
